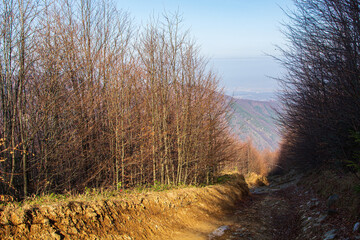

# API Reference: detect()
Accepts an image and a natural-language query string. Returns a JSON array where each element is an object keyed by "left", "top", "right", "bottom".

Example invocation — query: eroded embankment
[{"left": 0, "top": 175, "right": 249, "bottom": 240}]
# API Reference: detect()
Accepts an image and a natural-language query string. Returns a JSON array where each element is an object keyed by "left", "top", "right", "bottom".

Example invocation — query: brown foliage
[
  {"left": 223, "top": 139, "right": 279, "bottom": 176},
  {"left": 0, "top": 0, "right": 238, "bottom": 197}
]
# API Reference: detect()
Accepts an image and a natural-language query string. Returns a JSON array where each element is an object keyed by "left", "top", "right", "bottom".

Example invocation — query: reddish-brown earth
[{"left": 1, "top": 171, "right": 359, "bottom": 239}]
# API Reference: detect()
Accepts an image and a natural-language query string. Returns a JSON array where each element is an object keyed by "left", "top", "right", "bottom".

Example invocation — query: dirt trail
[
  {"left": 207, "top": 172, "right": 302, "bottom": 240},
  {"left": 1, "top": 172, "right": 358, "bottom": 239},
  {"left": 203, "top": 171, "right": 359, "bottom": 240}
]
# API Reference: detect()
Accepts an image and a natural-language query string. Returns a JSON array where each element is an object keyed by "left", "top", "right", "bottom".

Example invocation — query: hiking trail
[{"left": 204, "top": 171, "right": 357, "bottom": 240}]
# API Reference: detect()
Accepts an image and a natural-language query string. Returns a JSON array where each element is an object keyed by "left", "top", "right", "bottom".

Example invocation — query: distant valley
[{"left": 227, "top": 96, "right": 281, "bottom": 151}]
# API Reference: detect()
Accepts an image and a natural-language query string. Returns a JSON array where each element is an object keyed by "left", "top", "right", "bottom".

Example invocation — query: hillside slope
[{"left": 227, "top": 97, "right": 281, "bottom": 151}]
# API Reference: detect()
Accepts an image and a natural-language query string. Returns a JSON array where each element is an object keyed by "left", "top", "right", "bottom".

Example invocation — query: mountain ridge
[{"left": 227, "top": 96, "right": 281, "bottom": 151}]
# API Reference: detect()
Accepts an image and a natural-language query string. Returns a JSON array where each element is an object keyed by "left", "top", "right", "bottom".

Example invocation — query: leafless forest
[
  {"left": 277, "top": 0, "right": 360, "bottom": 172},
  {"left": 0, "top": 0, "right": 253, "bottom": 198}
]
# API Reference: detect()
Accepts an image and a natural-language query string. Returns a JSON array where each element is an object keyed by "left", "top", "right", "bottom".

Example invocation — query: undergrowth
[
  {"left": 0, "top": 172, "right": 244, "bottom": 211},
  {"left": 1, "top": 174, "right": 238, "bottom": 208}
]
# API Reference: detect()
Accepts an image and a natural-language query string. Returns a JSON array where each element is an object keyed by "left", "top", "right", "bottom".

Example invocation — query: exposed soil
[
  {"left": 1, "top": 171, "right": 359, "bottom": 239},
  {"left": 205, "top": 171, "right": 360, "bottom": 240},
  {"left": 0, "top": 174, "right": 249, "bottom": 240}
]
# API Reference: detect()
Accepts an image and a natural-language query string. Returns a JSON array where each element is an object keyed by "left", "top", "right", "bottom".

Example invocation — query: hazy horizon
[
  {"left": 210, "top": 56, "right": 284, "bottom": 98},
  {"left": 117, "top": 0, "right": 293, "bottom": 96}
]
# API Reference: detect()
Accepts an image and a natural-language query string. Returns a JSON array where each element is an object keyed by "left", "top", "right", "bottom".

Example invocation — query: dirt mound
[{"left": 0, "top": 175, "right": 248, "bottom": 239}]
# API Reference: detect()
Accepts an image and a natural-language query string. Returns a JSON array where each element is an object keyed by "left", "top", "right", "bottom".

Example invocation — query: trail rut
[{"left": 205, "top": 171, "right": 358, "bottom": 240}]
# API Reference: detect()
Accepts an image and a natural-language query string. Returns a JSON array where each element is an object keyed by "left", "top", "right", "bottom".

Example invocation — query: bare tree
[
  {"left": 0, "top": 1, "right": 239, "bottom": 197},
  {"left": 277, "top": 0, "right": 360, "bottom": 169}
]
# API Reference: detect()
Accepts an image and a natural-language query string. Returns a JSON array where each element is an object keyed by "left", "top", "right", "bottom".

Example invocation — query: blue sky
[{"left": 117, "top": 0, "right": 293, "bottom": 95}]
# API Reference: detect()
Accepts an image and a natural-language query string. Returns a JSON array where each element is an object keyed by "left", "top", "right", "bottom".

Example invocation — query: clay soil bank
[{"left": 0, "top": 174, "right": 249, "bottom": 240}]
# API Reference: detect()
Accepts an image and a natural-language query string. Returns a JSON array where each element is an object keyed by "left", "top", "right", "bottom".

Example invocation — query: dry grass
[
  {"left": 0, "top": 183, "right": 199, "bottom": 211},
  {"left": 245, "top": 172, "right": 269, "bottom": 188}
]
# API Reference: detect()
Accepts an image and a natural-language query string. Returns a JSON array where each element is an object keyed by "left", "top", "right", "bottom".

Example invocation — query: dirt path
[
  {"left": 2, "top": 172, "right": 357, "bottom": 239},
  {"left": 210, "top": 188, "right": 300, "bottom": 240},
  {"left": 206, "top": 171, "right": 358, "bottom": 240},
  {"left": 207, "top": 172, "right": 302, "bottom": 240}
]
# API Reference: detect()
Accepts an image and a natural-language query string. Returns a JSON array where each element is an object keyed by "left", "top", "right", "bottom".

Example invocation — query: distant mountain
[
  {"left": 226, "top": 90, "right": 277, "bottom": 101},
  {"left": 227, "top": 96, "right": 281, "bottom": 151}
]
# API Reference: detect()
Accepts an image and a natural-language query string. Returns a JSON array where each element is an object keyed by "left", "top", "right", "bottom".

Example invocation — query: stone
[
  {"left": 327, "top": 194, "right": 339, "bottom": 214},
  {"left": 86, "top": 211, "right": 98, "bottom": 219},
  {"left": 324, "top": 229, "right": 337, "bottom": 240},
  {"left": 0, "top": 215, "right": 9, "bottom": 225},
  {"left": 10, "top": 212, "right": 24, "bottom": 225},
  {"left": 210, "top": 225, "right": 230, "bottom": 237},
  {"left": 317, "top": 214, "right": 327, "bottom": 223},
  {"left": 68, "top": 227, "right": 78, "bottom": 234},
  {"left": 307, "top": 200, "right": 319, "bottom": 209},
  {"left": 42, "top": 218, "right": 50, "bottom": 225},
  {"left": 354, "top": 222, "right": 360, "bottom": 233},
  {"left": 51, "top": 231, "right": 62, "bottom": 240}
]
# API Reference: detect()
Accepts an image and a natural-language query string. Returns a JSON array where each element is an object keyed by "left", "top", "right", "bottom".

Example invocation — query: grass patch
[
  {"left": 1, "top": 182, "right": 201, "bottom": 210},
  {"left": 1, "top": 174, "right": 247, "bottom": 211},
  {"left": 215, "top": 174, "right": 240, "bottom": 184}
]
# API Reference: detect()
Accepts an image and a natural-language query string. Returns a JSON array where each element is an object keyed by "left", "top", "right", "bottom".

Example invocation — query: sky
[{"left": 117, "top": 0, "right": 294, "bottom": 97}]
